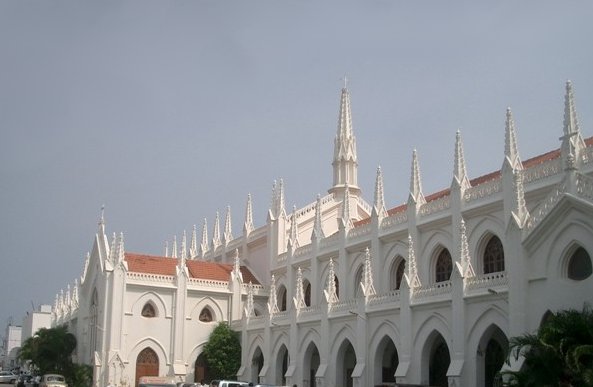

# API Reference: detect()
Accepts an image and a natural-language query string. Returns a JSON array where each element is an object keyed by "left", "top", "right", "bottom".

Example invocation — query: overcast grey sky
[{"left": 1, "top": 1, "right": 592, "bottom": 332}]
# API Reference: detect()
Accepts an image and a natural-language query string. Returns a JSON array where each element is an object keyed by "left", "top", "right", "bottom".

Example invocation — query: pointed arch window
[
  {"left": 355, "top": 265, "right": 363, "bottom": 298},
  {"left": 391, "top": 259, "right": 406, "bottom": 290},
  {"left": 435, "top": 248, "right": 452, "bottom": 283},
  {"left": 567, "top": 247, "right": 592, "bottom": 281},
  {"left": 304, "top": 281, "right": 311, "bottom": 307},
  {"left": 279, "top": 286, "right": 287, "bottom": 311},
  {"left": 199, "top": 308, "right": 213, "bottom": 322},
  {"left": 483, "top": 236, "right": 505, "bottom": 274},
  {"left": 141, "top": 303, "right": 156, "bottom": 318}
]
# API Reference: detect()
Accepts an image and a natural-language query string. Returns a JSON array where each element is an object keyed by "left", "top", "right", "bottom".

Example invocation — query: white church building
[{"left": 53, "top": 81, "right": 593, "bottom": 387}]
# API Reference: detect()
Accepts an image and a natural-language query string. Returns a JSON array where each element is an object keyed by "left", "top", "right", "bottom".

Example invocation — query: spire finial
[
  {"left": 312, "top": 194, "right": 325, "bottom": 240},
  {"left": 294, "top": 267, "right": 306, "bottom": 310},
  {"left": 223, "top": 205, "right": 233, "bottom": 243},
  {"left": 244, "top": 194, "right": 254, "bottom": 234},
  {"left": 288, "top": 205, "right": 300, "bottom": 249},
  {"left": 330, "top": 85, "right": 359, "bottom": 196},
  {"left": 98, "top": 204, "right": 106, "bottom": 235},
  {"left": 409, "top": 149, "right": 425, "bottom": 205},
  {"left": 189, "top": 224, "right": 197, "bottom": 258},
  {"left": 406, "top": 234, "right": 421, "bottom": 288},
  {"left": 342, "top": 74, "right": 348, "bottom": 89},
  {"left": 267, "top": 274, "right": 280, "bottom": 315},
  {"left": 212, "top": 212, "right": 221, "bottom": 249},
  {"left": 459, "top": 218, "right": 474, "bottom": 278},
  {"left": 561, "top": 80, "right": 585, "bottom": 170},
  {"left": 324, "top": 258, "right": 339, "bottom": 304},
  {"left": 172, "top": 235, "right": 178, "bottom": 258},
  {"left": 453, "top": 130, "right": 470, "bottom": 190},
  {"left": 361, "top": 247, "right": 376, "bottom": 297},
  {"left": 373, "top": 166, "right": 387, "bottom": 218},
  {"left": 200, "top": 218, "right": 209, "bottom": 257},
  {"left": 505, "top": 107, "right": 522, "bottom": 170}
]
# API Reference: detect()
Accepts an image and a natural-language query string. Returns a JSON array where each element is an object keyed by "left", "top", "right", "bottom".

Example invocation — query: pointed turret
[
  {"left": 408, "top": 149, "right": 426, "bottom": 205},
  {"left": 373, "top": 166, "right": 388, "bottom": 219},
  {"left": 311, "top": 194, "right": 325, "bottom": 240},
  {"left": 223, "top": 206, "right": 233, "bottom": 243},
  {"left": 268, "top": 179, "right": 286, "bottom": 221},
  {"left": 452, "top": 130, "right": 471, "bottom": 190},
  {"left": 189, "top": 225, "right": 197, "bottom": 258},
  {"left": 212, "top": 212, "right": 221, "bottom": 250},
  {"left": 504, "top": 108, "right": 522, "bottom": 170},
  {"left": 561, "top": 80, "right": 586, "bottom": 170},
  {"left": 200, "top": 218, "right": 209, "bottom": 257},
  {"left": 329, "top": 85, "right": 360, "bottom": 196},
  {"left": 244, "top": 194, "right": 254, "bottom": 235}
]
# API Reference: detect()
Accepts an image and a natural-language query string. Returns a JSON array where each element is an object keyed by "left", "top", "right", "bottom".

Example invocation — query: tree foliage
[
  {"left": 18, "top": 325, "right": 91, "bottom": 387},
  {"left": 203, "top": 322, "right": 242, "bottom": 380},
  {"left": 504, "top": 307, "right": 593, "bottom": 387}
]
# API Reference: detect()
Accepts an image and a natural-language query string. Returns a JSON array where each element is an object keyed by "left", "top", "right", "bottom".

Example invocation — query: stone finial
[
  {"left": 189, "top": 224, "right": 197, "bottom": 258},
  {"left": 212, "top": 212, "right": 221, "bottom": 249},
  {"left": 453, "top": 130, "right": 471, "bottom": 190},
  {"left": 200, "top": 218, "right": 209, "bottom": 256},
  {"left": 223, "top": 205, "right": 233, "bottom": 243},
  {"left": 312, "top": 194, "right": 325, "bottom": 240},
  {"left": 180, "top": 230, "right": 187, "bottom": 261},
  {"left": 330, "top": 85, "right": 359, "bottom": 195},
  {"left": 267, "top": 274, "right": 280, "bottom": 315},
  {"left": 409, "top": 149, "right": 426, "bottom": 205},
  {"left": 294, "top": 267, "right": 306, "bottom": 310},
  {"left": 373, "top": 166, "right": 387, "bottom": 219},
  {"left": 512, "top": 168, "right": 529, "bottom": 227},
  {"left": 324, "top": 258, "right": 339, "bottom": 304},
  {"left": 245, "top": 282, "right": 255, "bottom": 319},
  {"left": 171, "top": 235, "right": 178, "bottom": 259},
  {"left": 288, "top": 205, "right": 300, "bottom": 249},
  {"left": 361, "top": 247, "right": 376, "bottom": 297},
  {"left": 244, "top": 194, "right": 254, "bottom": 234},
  {"left": 406, "top": 235, "right": 421, "bottom": 288},
  {"left": 164, "top": 240, "right": 169, "bottom": 257},
  {"left": 504, "top": 108, "right": 522, "bottom": 170},
  {"left": 458, "top": 218, "right": 475, "bottom": 278},
  {"left": 109, "top": 232, "right": 117, "bottom": 262},
  {"left": 116, "top": 233, "right": 125, "bottom": 263},
  {"left": 233, "top": 249, "right": 242, "bottom": 282},
  {"left": 561, "top": 80, "right": 585, "bottom": 170}
]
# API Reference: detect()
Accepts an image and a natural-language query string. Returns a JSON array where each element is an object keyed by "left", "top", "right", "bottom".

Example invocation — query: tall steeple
[{"left": 329, "top": 83, "right": 359, "bottom": 196}]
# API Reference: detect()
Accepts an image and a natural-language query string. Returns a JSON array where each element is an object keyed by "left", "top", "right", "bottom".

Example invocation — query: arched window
[
  {"left": 435, "top": 248, "right": 452, "bottom": 283},
  {"left": 355, "top": 265, "right": 363, "bottom": 298},
  {"left": 567, "top": 247, "right": 592, "bottom": 280},
  {"left": 304, "top": 281, "right": 311, "bottom": 307},
  {"left": 141, "top": 303, "right": 156, "bottom": 318},
  {"left": 395, "top": 260, "right": 405, "bottom": 290},
  {"left": 199, "top": 308, "right": 213, "bottom": 322},
  {"left": 483, "top": 236, "right": 505, "bottom": 274},
  {"left": 279, "top": 286, "right": 287, "bottom": 311}
]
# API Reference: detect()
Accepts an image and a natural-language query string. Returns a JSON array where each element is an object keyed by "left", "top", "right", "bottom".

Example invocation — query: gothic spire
[
  {"left": 180, "top": 230, "right": 187, "bottom": 261},
  {"left": 200, "top": 218, "right": 209, "bottom": 256},
  {"left": 512, "top": 168, "right": 529, "bottom": 227},
  {"left": 561, "top": 80, "right": 585, "bottom": 170},
  {"left": 453, "top": 130, "right": 471, "bottom": 190},
  {"left": 189, "top": 224, "right": 197, "bottom": 258},
  {"left": 504, "top": 108, "right": 522, "bottom": 170},
  {"left": 361, "top": 247, "right": 376, "bottom": 297},
  {"left": 373, "top": 166, "right": 387, "bottom": 218},
  {"left": 409, "top": 149, "right": 426, "bottom": 205},
  {"left": 324, "top": 258, "right": 339, "bottom": 304},
  {"left": 171, "top": 235, "right": 178, "bottom": 259},
  {"left": 212, "top": 212, "right": 221, "bottom": 249},
  {"left": 244, "top": 194, "right": 254, "bottom": 234},
  {"left": 232, "top": 248, "right": 242, "bottom": 282},
  {"left": 406, "top": 234, "right": 421, "bottom": 288},
  {"left": 294, "top": 267, "right": 306, "bottom": 310},
  {"left": 312, "top": 194, "right": 325, "bottom": 240},
  {"left": 330, "top": 85, "right": 359, "bottom": 196},
  {"left": 223, "top": 206, "right": 233, "bottom": 243},
  {"left": 458, "top": 218, "right": 474, "bottom": 278}
]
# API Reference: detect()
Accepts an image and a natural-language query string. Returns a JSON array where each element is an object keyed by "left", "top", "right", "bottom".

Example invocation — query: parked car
[
  {"left": 209, "top": 381, "right": 249, "bottom": 387},
  {"left": 138, "top": 376, "right": 177, "bottom": 387},
  {"left": 0, "top": 371, "right": 17, "bottom": 384},
  {"left": 38, "top": 374, "right": 67, "bottom": 387}
]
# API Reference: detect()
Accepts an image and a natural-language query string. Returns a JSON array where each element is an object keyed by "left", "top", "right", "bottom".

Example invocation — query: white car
[
  {"left": 39, "top": 374, "right": 67, "bottom": 387},
  {"left": 0, "top": 371, "right": 17, "bottom": 384}
]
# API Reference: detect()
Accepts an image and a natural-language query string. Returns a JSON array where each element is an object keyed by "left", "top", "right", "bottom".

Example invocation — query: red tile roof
[{"left": 125, "top": 253, "right": 260, "bottom": 284}]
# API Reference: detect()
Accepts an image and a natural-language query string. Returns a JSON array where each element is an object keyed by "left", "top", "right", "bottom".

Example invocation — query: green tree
[
  {"left": 504, "top": 307, "right": 593, "bottom": 387},
  {"left": 18, "top": 325, "right": 90, "bottom": 387},
  {"left": 203, "top": 322, "right": 242, "bottom": 380}
]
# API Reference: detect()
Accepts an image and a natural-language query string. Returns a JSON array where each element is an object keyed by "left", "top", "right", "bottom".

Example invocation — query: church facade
[{"left": 53, "top": 81, "right": 593, "bottom": 387}]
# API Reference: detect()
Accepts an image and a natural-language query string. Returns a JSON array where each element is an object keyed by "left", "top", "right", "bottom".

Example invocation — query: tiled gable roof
[{"left": 125, "top": 253, "right": 260, "bottom": 284}]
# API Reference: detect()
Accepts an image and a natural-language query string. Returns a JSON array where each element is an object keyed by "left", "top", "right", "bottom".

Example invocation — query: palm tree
[{"left": 504, "top": 307, "right": 593, "bottom": 386}]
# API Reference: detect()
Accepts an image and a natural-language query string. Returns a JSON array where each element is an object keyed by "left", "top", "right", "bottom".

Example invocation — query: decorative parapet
[
  {"left": 320, "top": 233, "right": 339, "bottom": 249},
  {"left": 381, "top": 210, "right": 408, "bottom": 230},
  {"left": 522, "top": 158, "right": 562, "bottom": 184},
  {"left": 277, "top": 252, "right": 288, "bottom": 263},
  {"left": 298, "top": 304, "right": 322, "bottom": 318},
  {"left": 127, "top": 272, "right": 176, "bottom": 286},
  {"left": 464, "top": 271, "right": 508, "bottom": 292},
  {"left": 187, "top": 278, "right": 230, "bottom": 289},
  {"left": 295, "top": 193, "right": 336, "bottom": 219},
  {"left": 525, "top": 181, "right": 566, "bottom": 234},
  {"left": 330, "top": 298, "right": 357, "bottom": 313},
  {"left": 464, "top": 177, "right": 502, "bottom": 202},
  {"left": 367, "top": 289, "right": 400, "bottom": 306},
  {"left": 413, "top": 280, "right": 452, "bottom": 300},
  {"left": 348, "top": 223, "right": 371, "bottom": 239},
  {"left": 294, "top": 244, "right": 313, "bottom": 258},
  {"left": 242, "top": 283, "right": 265, "bottom": 293},
  {"left": 419, "top": 195, "right": 451, "bottom": 217},
  {"left": 357, "top": 198, "right": 373, "bottom": 216},
  {"left": 227, "top": 237, "right": 242, "bottom": 251},
  {"left": 576, "top": 173, "right": 593, "bottom": 201}
]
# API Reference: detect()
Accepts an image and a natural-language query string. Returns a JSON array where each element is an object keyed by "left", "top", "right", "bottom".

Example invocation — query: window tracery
[
  {"left": 141, "top": 303, "right": 156, "bottom": 318},
  {"left": 483, "top": 236, "right": 505, "bottom": 274}
]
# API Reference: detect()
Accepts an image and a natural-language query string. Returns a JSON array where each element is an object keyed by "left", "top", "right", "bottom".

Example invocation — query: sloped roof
[
  {"left": 125, "top": 253, "right": 260, "bottom": 284},
  {"left": 351, "top": 136, "right": 593, "bottom": 228}
]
